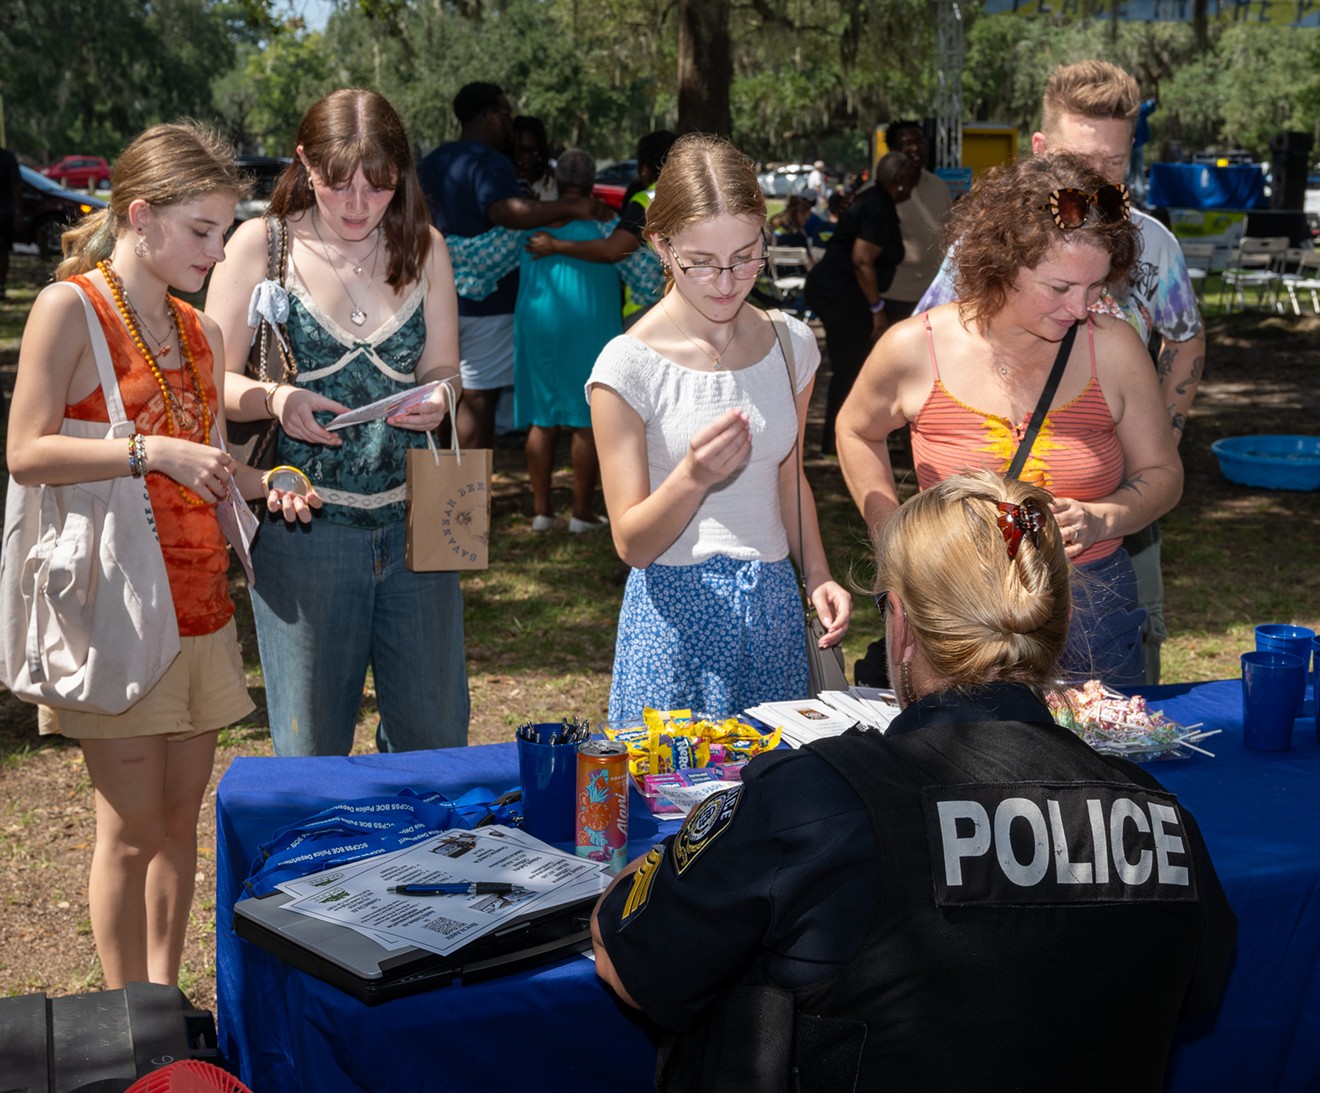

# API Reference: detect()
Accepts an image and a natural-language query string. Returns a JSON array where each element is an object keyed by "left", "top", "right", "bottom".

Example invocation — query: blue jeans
[
  {"left": 249, "top": 517, "right": 470, "bottom": 756},
  {"left": 1063, "top": 547, "right": 1147, "bottom": 690}
]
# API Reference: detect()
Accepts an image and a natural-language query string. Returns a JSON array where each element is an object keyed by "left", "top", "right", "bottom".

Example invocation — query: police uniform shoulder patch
[
  {"left": 672, "top": 785, "right": 743, "bottom": 875},
  {"left": 620, "top": 843, "right": 665, "bottom": 924}
]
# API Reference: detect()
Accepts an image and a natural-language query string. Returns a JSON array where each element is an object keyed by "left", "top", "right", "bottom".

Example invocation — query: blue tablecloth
[
  {"left": 1147, "top": 162, "right": 1268, "bottom": 210},
  {"left": 215, "top": 680, "right": 1320, "bottom": 1092}
]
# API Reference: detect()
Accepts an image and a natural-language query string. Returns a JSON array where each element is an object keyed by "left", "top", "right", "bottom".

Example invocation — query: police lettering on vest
[{"left": 923, "top": 782, "right": 1199, "bottom": 906}]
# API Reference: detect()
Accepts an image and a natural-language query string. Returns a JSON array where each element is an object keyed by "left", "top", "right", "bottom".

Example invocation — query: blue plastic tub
[{"left": 1210, "top": 435, "right": 1320, "bottom": 491}]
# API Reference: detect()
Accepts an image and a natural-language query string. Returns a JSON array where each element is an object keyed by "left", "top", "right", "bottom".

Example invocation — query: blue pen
[{"left": 388, "top": 882, "right": 516, "bottom": 896}]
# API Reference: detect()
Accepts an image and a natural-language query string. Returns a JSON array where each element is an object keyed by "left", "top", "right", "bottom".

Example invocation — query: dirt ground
[{"left": 1, "top": 269, "right": 1317, "bottom": 1021}]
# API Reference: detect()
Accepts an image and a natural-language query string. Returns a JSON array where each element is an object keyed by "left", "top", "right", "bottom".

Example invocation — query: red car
[{"left": 43, "top": 155, "right": 112, "bottom": 190}]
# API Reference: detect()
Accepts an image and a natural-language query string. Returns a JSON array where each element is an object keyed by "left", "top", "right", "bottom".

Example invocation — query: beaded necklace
[{"left": 99, "top": 259, "right": 210, "bottom": 505}]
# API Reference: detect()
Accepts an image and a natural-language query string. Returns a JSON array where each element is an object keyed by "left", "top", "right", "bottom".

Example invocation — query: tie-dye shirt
[
  {"left": 64, "top": 277, "right": 233, "bottom": 637},
  {"left": 916, "top": 209, "right": 1203, "bottom": 348},
  {"left": 911, "top": 315, "right": 1123, "bottom": 565}
]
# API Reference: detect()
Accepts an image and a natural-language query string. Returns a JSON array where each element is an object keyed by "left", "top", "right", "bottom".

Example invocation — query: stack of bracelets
[{"left": 127, "top": 433, "right": 148, "bottom": 478}]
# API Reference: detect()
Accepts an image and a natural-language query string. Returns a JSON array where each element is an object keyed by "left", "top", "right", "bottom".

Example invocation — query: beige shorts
[{"left": 45, "top": 618, "right": 255, "bottom": 742}]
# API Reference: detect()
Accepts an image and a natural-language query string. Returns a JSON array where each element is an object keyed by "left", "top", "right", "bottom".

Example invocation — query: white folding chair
[
  {"left": 1179, "top": 241, "right": 1217, "bottom": 307},
  {"left": 765, "top": 246, "right": 811, "bottom": 316},
  {"left": 1280, "top": 247, "right": 1320, "bottom": 315},
  {"left": 1222, "top": 236, "right": 1288, "bottom": 313}
]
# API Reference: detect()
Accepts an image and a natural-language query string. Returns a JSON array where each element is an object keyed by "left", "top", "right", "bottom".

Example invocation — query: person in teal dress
[
  {"left": 207, "top": 88, "right": 469, "bottom": 756},
  {"left": 516, "top": 149, "right": 619, "bottom": 532}
]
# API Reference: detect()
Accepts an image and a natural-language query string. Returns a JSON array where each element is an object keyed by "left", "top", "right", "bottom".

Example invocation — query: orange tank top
[
  {"left": 64, "top": 275, "right": 233, "bottom": 637},
  {"left": 910, "top": 315, "right": 1123, "bottom": 564}
]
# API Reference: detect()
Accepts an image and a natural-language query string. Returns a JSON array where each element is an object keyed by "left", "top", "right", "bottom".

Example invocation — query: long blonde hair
[
  {"left": 55, "top": 121, "right": 247, "bottom": 281},
  {"left": 878, "top": 470, "right": 1071, "bottom": 687}
]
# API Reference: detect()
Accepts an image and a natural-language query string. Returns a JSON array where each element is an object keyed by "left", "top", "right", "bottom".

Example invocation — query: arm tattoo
[
  {"left": 1170, "top": 411, "right": 1187, "bottom": 436},
  {"left": 1118, "top": 472, "right": 1147, "bottom": 496},
  {"left": 1175, "top": 354, "right": 1204, "bottom": 397},
  {"left": 1157, "top": 346, "right": 1176, "bottom": 383}
]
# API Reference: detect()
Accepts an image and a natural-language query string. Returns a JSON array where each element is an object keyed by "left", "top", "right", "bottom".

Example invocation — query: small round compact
[{"left": 263, "top": 465, "right": 312, "bottom": 496}]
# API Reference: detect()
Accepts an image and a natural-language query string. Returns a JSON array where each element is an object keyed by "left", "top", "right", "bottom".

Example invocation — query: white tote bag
[{"left": 0, "top": 282, "right": 180, "bottom": 714}]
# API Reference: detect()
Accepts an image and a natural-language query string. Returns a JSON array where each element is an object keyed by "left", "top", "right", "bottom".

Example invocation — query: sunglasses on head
[{"left": 1040, "top": 183, "right": 1131, "bottom": 231}]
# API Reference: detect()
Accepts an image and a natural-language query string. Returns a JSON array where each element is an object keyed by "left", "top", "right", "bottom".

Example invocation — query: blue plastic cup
[
  {"left": 1255, "top": 624, "right": 1315, "bottom": 717},
  {"left": 1241, "top": 650, "right": 1305, "bottom": 751},
  {"left": 516, "top": 730, "right": 580, "bottom": 844}
]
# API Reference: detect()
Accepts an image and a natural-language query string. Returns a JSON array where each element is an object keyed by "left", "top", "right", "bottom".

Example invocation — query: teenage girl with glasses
[{"left": 586, "top": 133, "right": 851, "bottom": 723}]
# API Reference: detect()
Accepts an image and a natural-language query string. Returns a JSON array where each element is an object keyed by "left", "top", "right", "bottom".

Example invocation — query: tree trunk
[{"left": 676, "top": 0, "right": 731, "bottom": 136}]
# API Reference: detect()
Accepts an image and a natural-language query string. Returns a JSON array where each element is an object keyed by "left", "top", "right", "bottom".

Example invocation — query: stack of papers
[
  {"left": 746, "top": 688, "right": 901, "bottom": 748},
  {"left": 274, "top": 826, "right": 610, "bottom": 958}
]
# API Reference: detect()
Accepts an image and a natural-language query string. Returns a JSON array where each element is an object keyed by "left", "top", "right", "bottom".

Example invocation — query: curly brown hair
[{"left": 945, "top": 153, "right": 1140, "bottom": 329}]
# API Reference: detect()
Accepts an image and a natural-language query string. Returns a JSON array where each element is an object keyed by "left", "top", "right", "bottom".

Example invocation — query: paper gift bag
[{"left": 406, "top": 433, "right": 491, "bottom": 572}]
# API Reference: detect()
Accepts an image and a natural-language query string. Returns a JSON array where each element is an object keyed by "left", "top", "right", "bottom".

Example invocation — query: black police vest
[{"left": 791, "top": 721, "right": 1208, "bottom": 1093}]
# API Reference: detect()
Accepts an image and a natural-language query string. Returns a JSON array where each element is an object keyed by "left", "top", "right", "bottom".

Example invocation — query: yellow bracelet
[{"left": 263, "top": 465, "right": 312, "bottom": 496}]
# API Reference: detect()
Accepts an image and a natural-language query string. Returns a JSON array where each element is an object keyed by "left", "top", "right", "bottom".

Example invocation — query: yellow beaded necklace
[{"left": 99, "top": 259, "right": 210, "bottom": 506}]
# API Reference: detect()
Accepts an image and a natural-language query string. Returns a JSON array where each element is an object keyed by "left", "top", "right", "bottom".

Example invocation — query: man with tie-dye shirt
[{"left": 911, "top": 60, "right": 1203, "bottom": 685}]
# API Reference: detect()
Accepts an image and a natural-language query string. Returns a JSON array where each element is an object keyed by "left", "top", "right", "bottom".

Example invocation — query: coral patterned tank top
[
  {"left": 63, "top": 275, "right": 233, "bottom": 637},
  {"left": 910, "top": 315, "right": 1123, "bottom": 564}
]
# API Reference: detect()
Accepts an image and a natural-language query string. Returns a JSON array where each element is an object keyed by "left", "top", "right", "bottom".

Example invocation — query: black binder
[{"left": 232, "top": 890, "right": 596, "bottom": 1005}]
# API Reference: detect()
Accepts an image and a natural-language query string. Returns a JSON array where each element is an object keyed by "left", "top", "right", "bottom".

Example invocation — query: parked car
[
  {"left": 17, "top": 165, "right": 108, "bottom": 256},
  {"left": 595, "top": 159, "right": 637, "bottom": 185},
  {"left": 232, "top": 155, "right": 293, "bottom": 225},
  {"left": 756, "top": 163, "right": 816, "bottom": 198},
  {"left": 42, "top": 154, "right": 112, "bottom": 190},
  {"left": 592, "top": 159, "right": 637, "bottom": 211}
]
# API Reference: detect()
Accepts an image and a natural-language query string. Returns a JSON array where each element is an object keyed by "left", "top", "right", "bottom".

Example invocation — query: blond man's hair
[{"left": 1040, "top": 60, "right": 1141, "bottom": 136}]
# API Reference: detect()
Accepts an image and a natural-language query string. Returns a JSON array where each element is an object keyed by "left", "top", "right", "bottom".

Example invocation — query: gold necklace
[
  {"left": 311, "top": 211, "right": 380, "bottom": 327},
  {"left": 662, "top": 299, "right": 739, "bottom": 370},
  {"left": 99, "top": 260, "right": 210, "bottom": 506}
]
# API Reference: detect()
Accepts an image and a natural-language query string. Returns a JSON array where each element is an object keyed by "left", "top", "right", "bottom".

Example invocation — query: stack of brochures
[
  {"left": 746, "top": 687, "right": 901, "bottom": 748},
  {"left": 271, "top": 826, "right": 610, "bottom": 959}
]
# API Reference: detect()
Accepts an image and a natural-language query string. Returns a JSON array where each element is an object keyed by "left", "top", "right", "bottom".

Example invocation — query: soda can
[{"left": 576, "top": 740, "right": 629, "bottom": 872}]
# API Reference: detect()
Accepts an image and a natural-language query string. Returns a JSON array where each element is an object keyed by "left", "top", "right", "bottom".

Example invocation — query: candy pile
[
  {"left": 602, "top": 708, "right": 781, "bottom": 778},
  {"left": 1047, "top": 679, "right": 1182, "bottom": 751}
]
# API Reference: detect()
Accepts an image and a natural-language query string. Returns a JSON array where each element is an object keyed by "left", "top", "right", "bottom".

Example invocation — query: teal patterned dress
[{"left": 276, "top": 274, "right": 431, "bottom": 527}]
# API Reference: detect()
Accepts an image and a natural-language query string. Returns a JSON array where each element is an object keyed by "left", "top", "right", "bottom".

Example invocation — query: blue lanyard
[{"left": 243, "top": 785, "right": 520, "bottom": 897}]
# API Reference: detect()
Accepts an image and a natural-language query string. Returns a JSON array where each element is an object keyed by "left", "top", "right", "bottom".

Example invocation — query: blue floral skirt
[{"left": 608, "top": 555, "right": 808, "bottom": 723}]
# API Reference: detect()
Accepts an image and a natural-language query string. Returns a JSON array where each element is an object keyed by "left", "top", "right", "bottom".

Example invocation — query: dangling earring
[
  {"left": 134, "top": 235, "right": 148, "bottom": 258},
  {"left": 308, "top": 176, "right": 315, "bottom": 191},
  {"left": 898, "top": 661, "right": 917, "bottom": 707}
]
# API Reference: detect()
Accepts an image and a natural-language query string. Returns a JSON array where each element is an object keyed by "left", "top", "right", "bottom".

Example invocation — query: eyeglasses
[
  {"left": 664, "top": 238, "right": 768, "bottom": 284},
  {"left": 874, "top": 590, "right": 891, "bottom": 619},
  {"left": 1039, "top": 183, "right": 1130, "bottom": 231}
]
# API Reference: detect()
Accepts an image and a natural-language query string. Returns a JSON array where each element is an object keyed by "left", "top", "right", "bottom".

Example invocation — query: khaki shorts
[{"left": 45, "top": 618, "right": 255, "bottom": 742}]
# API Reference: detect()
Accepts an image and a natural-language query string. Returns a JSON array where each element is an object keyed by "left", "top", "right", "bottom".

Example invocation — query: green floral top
[{"left": 275, "top": 274, "right": 430, "bottom": 528}]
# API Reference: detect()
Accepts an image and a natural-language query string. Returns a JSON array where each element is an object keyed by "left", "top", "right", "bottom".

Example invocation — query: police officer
[{"left": 592, "top": 469, "right": 1236, "bottom": 1092}]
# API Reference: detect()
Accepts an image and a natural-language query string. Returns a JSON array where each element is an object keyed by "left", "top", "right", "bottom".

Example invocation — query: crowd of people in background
[{"left": 4, "top": 56, "right": 1213, "bottom": 1033}]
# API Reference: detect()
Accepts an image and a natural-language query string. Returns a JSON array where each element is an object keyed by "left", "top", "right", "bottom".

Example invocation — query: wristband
[
  {"left": 870, "top": 298, "right": 886, "bottom": 314},
  {"left": 128, "top": 433, "right": 147, "bottom": 478}
]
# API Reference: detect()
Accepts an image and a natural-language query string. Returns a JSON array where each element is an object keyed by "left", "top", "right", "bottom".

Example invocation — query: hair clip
[{"left": 995, "top": 499, "right": 1046, "bottom": 560}]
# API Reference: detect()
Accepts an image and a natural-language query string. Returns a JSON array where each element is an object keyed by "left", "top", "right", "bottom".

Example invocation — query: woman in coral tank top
[{"left": 836, "top": 154, "right": 1182, "bottom": 687}]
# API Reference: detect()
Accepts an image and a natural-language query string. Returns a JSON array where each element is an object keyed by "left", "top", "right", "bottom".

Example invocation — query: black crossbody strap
[{"left": 1006, "top": 320, "right": 1080, "bottom": 481}]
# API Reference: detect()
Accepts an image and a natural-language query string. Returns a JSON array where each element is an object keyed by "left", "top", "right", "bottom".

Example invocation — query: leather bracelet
[
  {"left": 263, "top": 382, "right": 286, "bottom": 419},
  {"left": 870, "top": 298, "right": 886, "bottom": 314}
]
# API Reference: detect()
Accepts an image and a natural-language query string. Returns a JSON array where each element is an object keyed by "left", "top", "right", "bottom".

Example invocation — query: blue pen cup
[
  {"left": 1255, "top": 624, "right": 1315, "bottom": 717},
  {"left": 1241, "top": 650, "right": 1305, "bottom": 751},
  {"left": 517, "top": 730, "right": 579, "bottom": 845}
]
